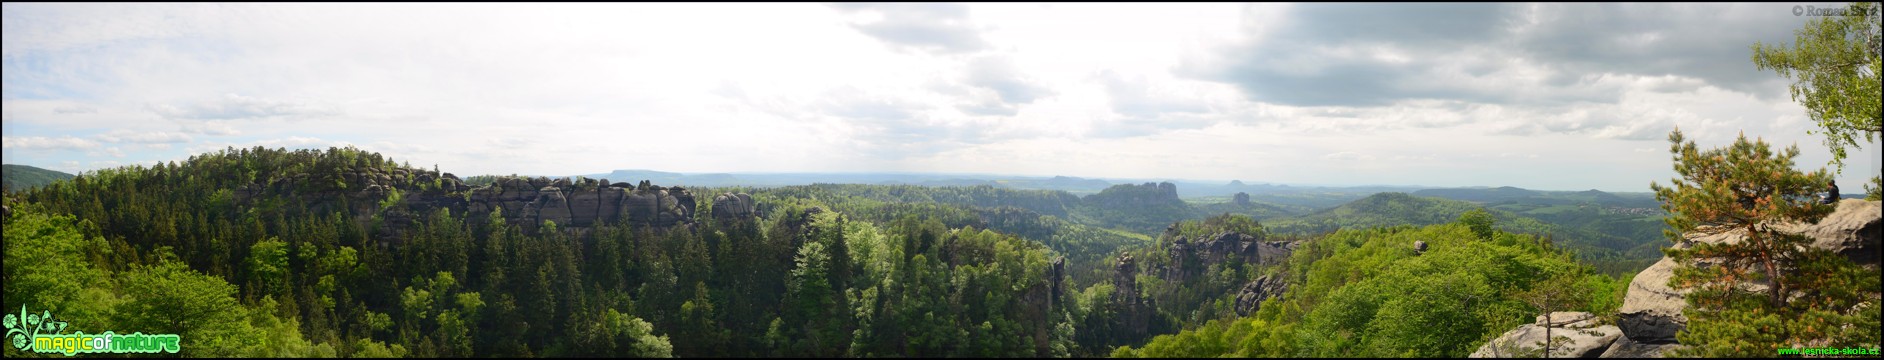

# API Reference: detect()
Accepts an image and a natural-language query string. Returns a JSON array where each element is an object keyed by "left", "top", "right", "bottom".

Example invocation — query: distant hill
[
  {"left": 1412, "top": 186, "right": 1541, "bottom": 203},
  {"left": 1072, "top": 182, "right": 1195, "bottom": 235},
  {"left": 1264, "top": 192, "right": 1663, "bottom": 275},
  {"left": 2, "top": 164, "right": 75, "bottom": 191},
  {"left": 1412, "top": 186, "right": 1660, "bottom": 208},
  {"left": 1189, "top": 192, "right": 1298, "bottom": 220}
]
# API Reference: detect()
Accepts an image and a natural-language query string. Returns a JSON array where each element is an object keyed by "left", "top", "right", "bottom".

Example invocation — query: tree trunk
[{"left": 1543, "top": 313, "right": 1552, "bottom": 358}]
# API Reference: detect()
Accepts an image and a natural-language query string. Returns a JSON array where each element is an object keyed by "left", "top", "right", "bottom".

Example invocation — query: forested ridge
[
  {"left": 0, "top": 146, "right": 1193, "bottom": 357},
  {"left": 2, "top": 142, "right": 1872, "bottom": 358}
]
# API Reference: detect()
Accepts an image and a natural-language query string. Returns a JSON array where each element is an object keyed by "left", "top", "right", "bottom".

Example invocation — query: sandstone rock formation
[
  {"left": 1615, "top": 199, "right": 1879, "bottom": 347},
  {"left": 1616, "top": 256, "right": 1687, "bottom": 343},
  {"left": 1467, "top": 200, "right": 1878, "bottom": 358},
  {"left": 1160, "top": 231, "right": 1293, "bottom": 283},
  {"left": 712, "top": 192, "right": 757, "bottom": 220},
  {"left": 1112, "top": 253, "right": 1150, "bottom": 339},
  {"left": 236, "top": 170, "right": 705, "bottom": 237},
  {"left": 1049, "top": 256, "right": 1066, "bottom": 306},
  {"left": 1114, "top": 254, "right": 1140, "bottom": 306},
  {"left": 1470, "top": 311, "right": 1621, "bottom": 358},
  {"left": 1233, "top": 274, "right": 1287, "bottom": 316},
  {"left": 1598, "top": 336, "right": 1685, "bottom": 358}
]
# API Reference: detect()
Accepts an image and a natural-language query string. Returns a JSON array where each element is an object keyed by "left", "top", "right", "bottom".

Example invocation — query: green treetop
[
  {"left": 1649, "top": 128, "right": 1879, "bottom": 356},
  {"left": 1752, "top": 2, "right": 1881, "bottom": 196}
]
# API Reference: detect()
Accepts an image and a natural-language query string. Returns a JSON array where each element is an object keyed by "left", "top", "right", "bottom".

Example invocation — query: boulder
[
  {"left": 532, "top": 186, "right": 572, "bottom": 228},
  {"left": 712, "top": 193, "right": 757, "bottom": 220},
  {"left": 622, "top": 190, "right": 661, "bottom": 226},
  {"left": 1233, "top": 275, "right": 1287, "bottom": 316},
  {"left": 1599, "top": 336, "right": 1686, "bottom": 358},
  {"left": 1617, "top": 257, "right": 1686, "bottom": 343},
  {"left": 1778, "top": 199, "right": 1881, "bottom": 266},
  {"left": 1613, "top": 199, "right": 1880, "bottom": 346},
  {"left": 1536, "top": 311, "right": 1596, "bottom": 327},
  {"left": 1471, "top": 311, "right": 1621, "bottom": 358},
  {"left": 671, "top": 187, "right": 696, "bottom": 219},
  {"left": 566, "top": 188, "right": 603, "bottom": 227}
]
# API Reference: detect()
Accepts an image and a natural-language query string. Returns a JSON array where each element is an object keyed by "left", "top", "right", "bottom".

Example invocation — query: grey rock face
[
  {"left": 712, "top": 193, "right": 757, "bottom": 220},
  {"left": 1471, "top": 311, "right": 1621, "bottom": 358},
  {"left": 1612, "top": 199, "right": 1880, "bottom": 347},
  {"left": 1598, "top": 336, "right": 1686, "bottom": 358},
  {"left": 1233, "top": 275, "right": 1287, "bottom": 316},
  {"left": 1617, "top": 257, "right": 1687, "bottom": 343}
]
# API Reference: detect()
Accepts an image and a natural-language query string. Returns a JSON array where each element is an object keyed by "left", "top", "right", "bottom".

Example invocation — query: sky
[{"left": 3, "top": 3, "right": 1879, "bottom": 193}]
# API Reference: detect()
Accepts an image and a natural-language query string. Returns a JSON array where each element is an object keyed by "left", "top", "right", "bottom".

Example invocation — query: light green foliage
[
  {"left": 1751, "top": 2, "right": 1881, "bottom": 171},
  {"left": 245, "top": 296, "right": 337, "bottom": 357},
  {"left": 246, "top": 237, "right": 291, "bottom": 298},
  {"left": 577, "top": 308, "right": 672, "bottom": 358},
  {"left": 351, "top": 338, "right": 408, "bottom": 358},
  {"left": 1457, "top": 208, "right": 1495, "bottom": 240},
  {"left": 1117, "top": 219, "right": 1607, "bottom": 358},
  {"left": 1263, "top": 192, "right": 1656, "bottom": 276},
  {"left": 2, "top": 210, "right": 119, "bottom": 331},
  {"left": 112, "top": 260, "right": 258, "bottom": 356}
]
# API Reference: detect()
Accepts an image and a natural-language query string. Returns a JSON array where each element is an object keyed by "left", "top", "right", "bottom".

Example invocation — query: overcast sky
[{"left": 4, "top": 3, "right": 1879, "bottom": 192}]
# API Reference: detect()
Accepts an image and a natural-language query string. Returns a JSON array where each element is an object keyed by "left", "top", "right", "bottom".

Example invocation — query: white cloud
[
  {"left": 148, "top": 93, "right": 340, "bottom": 120},
  {"left": 2, "top": 3, "right": 1877, "bottom": 191},
  {"left": 96, "top": 129, "right": 193, "bottom": 143},
  {"left": 1322, "top": 151, "right": 1376, "bottom": 162},
  {"left": 177, "top": 120, "right": 242, "bottom": 136},
  {"left": 2, "top": 136, "right": 101, "bottom": 150}
]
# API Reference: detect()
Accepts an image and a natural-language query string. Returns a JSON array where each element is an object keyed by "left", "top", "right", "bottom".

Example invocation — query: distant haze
[{"left": 4, "top": 3, "right": 1879, "bottom": 193}]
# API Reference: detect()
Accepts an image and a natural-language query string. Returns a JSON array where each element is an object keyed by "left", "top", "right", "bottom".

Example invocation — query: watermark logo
[
  {"left": 1794, "top": 4, "right": 1880, "bottom": 17},
  {"left": 3, "top": 306, "right": 181, "bottom": 356}
]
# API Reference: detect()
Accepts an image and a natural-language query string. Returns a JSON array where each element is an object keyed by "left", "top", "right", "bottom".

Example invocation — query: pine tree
[{"left": 1649, "top": 128, "right": 1879, "bottom": 356}]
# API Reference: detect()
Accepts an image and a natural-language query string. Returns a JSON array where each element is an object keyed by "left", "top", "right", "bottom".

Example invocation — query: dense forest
[
  {"left": 5, "top": 139, "right": 1877, "bottom": 358},
  {"left": 0, "top": 146, "right": 1646, "bottom": 358}
]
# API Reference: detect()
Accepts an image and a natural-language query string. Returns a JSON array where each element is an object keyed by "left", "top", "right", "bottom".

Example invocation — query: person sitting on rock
[{"left": 1821, "top": 180, "right": 1839, "bottom": 204}]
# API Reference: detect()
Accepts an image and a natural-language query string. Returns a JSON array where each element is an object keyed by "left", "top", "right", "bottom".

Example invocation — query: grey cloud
[
  {"left": 964, "top": 56, "right": 1053, "bottom": 104},
  {"left": 1187, "top": 3, "right": 1814, "bottom": 107},
  {"left": 1084, "top": 70, "right": 1216, "bottom": 138},
  {"left": 1100, "top": 70, "right": 1208, "bottom": 117},
  {"left": 1283, "top": 3, "right": 1519, "bottom": 47},
  {"left": 1509, "top": 3, "right": 1811, "bottom": 99},
  {"left": 939, "top": 56, "right": 1055, "bottom": 116},
  {"left": 831, "top": 3, "right": 989, "bottom": 55},
  {"left": 806, "top": 87, "right": 1009, "bottom": 159},
  {"left": 1086, "top": 113, "right": 1219, "bottom": 139}
]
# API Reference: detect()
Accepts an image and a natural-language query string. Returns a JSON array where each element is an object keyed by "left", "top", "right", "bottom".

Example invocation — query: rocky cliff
[
  {"left": 1471, "top": 199, "right": 1881, "bottom": 358},
  {"left": 1156, "top": 230, "right": 1294, "bottom": 284},
  {"left": 234, "top": 167, "right": 762, "bottom": 238}
]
